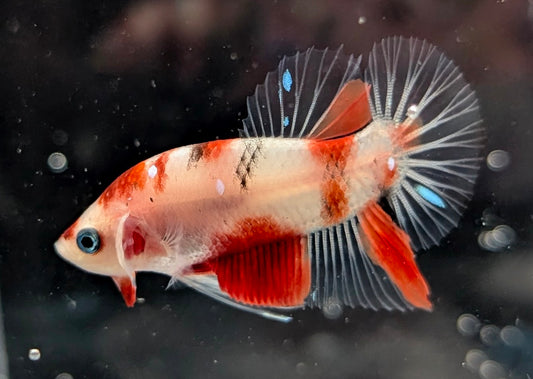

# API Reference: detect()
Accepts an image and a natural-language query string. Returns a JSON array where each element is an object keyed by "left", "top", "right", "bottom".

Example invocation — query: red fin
[
  {"left": 311, "top": 80, "right": 372, "bottom": 140},
  {"left": 358, "top": 202, "right": 432, "bottom": 310},
  {"left": 210, "top": 237, "right": 311, "bottom": 307},
  {"left": 112, "top": 275, "right": 137, "bottom": 307}
]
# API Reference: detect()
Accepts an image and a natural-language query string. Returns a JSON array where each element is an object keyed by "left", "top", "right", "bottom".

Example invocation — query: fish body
[{"left": 55, "top": 37, "right": 484, "bottom": 321}]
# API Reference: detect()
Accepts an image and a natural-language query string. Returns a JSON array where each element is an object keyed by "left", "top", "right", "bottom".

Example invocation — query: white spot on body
[
  {"left": 216, "top": 179, "right": 225, "bottom": 196},
  {"left": 387, "top": 157, "right": 395, "bottom": 171},
  {"left": 148, "top": 165, "right": 158, "bottom": 178}
]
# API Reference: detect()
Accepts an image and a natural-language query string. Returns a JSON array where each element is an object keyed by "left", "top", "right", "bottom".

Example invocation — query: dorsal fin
[
  {"left": 309, "top": 79, "right": 371, "bottom": 139},
  {"left": 240, "top": 46, "right": 363, "bottom": 139},
  {"left": 210, "top": 236, "right": 310, "bottom": 307}
]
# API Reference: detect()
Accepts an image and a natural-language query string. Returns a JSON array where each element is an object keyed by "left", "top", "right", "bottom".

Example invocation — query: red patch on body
[
  {"left": 62, "top": 218, "right": 80, "bottom": 240},
  {"left": 98, "top": 161, "right": 147, "bottom": 207},
  {"left": 202, "top": 139, "right": 232, "bottom": 161},
  {"left": 308, "top": 136, "right": 354, "bottom": 224},
  {"left": 202, "top": 217, "right": 311, "bottom": 307},
  {"left": 153, "top": 151, "right": 169, "bottom": 192},
  {"left": 358, "top": 202, "right": 432, "bottom": 310}
]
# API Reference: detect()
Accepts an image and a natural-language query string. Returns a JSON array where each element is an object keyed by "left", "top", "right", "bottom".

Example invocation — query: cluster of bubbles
[
  {"left": 457, "top": 314, "right": 532, "bottom": 379},
  {"left": 478, "top": 225, "right": 517, "bottom": 252},
  {"left": 478, "top": 209, "right": 517, "bottom": 252}
]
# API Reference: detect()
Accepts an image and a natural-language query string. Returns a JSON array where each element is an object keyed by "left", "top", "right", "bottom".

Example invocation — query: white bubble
[
  {"left": 457, "top": 313, "right": 481, "bottom": 337},
  {"left": 479, "top": 225, "right": 516, "bottom": 252},
  {"left": 464, "top": 349, "right": 488, "bottom": 373},
  {"left": 358, "top": 16, "right": 367, "bottom": 24},
  {"left": 487, "top": 150, "right": 510, "bottom": 172},
  {"left": 491, "top": 225, "right": 516, "bottom": 247},
  {"left": 480, "top": 325, "right": 501, "bottom": 346},
  {"left": 479, "top": 360, "right": 506, "bottom": 379},
  {"left": 47, "top": 152, "right": 68, "bottom": 173},
  {"left": 500, "top": 325, "right": 524, "bottom": 348},
  {"left": 322, "top": 301, "right": 343, "bottom": 320},
  {"left": 28, "top": 348, "right": 41, "bottom": 361},
  {"left": 55, "top": 373, "right": 74, "bottom": 379},
  {"left": 230, "top": 52, "right": 238, "bottom": 60}
]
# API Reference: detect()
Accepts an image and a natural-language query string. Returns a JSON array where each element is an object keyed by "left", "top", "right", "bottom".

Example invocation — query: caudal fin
[{"left": 365, "top": 36, "right": 485, "bottom": 250}]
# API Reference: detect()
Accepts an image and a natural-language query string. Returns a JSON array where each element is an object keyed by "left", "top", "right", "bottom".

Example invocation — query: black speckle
[
  {"left": 187, "top": 143, "right": 206, "bottom": 169},
  {"left": 150, "top": 197, "right": 153, "bottom": 202}
]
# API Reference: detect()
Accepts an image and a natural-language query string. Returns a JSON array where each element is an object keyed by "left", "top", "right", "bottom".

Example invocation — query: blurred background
[{"left": 1, "top": 0, "right": 533, "bottom": 378}]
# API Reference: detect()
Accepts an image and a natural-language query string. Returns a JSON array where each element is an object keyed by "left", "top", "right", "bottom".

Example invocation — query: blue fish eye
[{"left": 76, "top": 228, "right": 101, "bottom": 254}]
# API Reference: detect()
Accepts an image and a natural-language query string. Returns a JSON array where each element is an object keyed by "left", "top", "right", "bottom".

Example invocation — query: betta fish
[{"left": 55, "top": 36, "right": 484, "bottom": 322}]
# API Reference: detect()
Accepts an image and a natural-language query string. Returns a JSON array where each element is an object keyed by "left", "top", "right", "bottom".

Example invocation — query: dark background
[{"left": 1, "top": 0, "right": 533, "bottom": 378}]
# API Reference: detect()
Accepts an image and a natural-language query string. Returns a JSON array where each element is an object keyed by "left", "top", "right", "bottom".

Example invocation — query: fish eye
[{"left": 76, "top": 228, "right": 101, "bottom": 254}]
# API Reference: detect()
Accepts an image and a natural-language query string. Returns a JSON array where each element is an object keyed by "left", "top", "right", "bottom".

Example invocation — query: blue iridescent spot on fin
[
  {"left": 282, "top": 69, "right": 292, "bottom": 92},
  {"left": 283, "top": 116, "right": 289, "bottom": 127},
  {"left": 415, "top": 184, "right": 446, "bottom": 208}
]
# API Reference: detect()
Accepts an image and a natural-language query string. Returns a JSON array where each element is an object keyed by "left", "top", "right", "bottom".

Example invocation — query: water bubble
[
  {"left": 457, "top": 313, "right": 481, "bottom": 337},
  {"left": 52, "top": 129, "right": 68, "bottom": 146},
  {"left": 322, "top": 301, "right": 343, "bottom": 320},
  {"left": 358, "top": 16, "right": 367, "bottom": 24},
  {"left": 6, "top": 17, "right": 20, "bottom": 34},
  {"left": 150, "top": 79, "right": 157, "bottom": 88},
  {"left": 480, "top": 325, "right": 501, "bottom": 346},
  {"left": 55, "top": 373, "right": 74, "bottom": 379},
  {"left": 230, "top": 52, "right": 238, "bottom": 60},
  {"left": 28, "top": 348, "right": 41, "bottom": 361},
  {"left": 487, "top": 150, "right": 511, "bottom": 172},
  {"left": 478, "top": 225, "right": 516, "bottom": 252},
  {"left": 47, "top": 152, "right": 68, "bottom": 173},
  {"left": 479, "top": 360, "right": 506, "bottom": 379},
  {"left": 296, "top": 362, "right": 307, "bottom": 375},
  {"left": 491, "top": 225, "right": 516, "bottom": 247},
  {"left": 500, "top": 325, "right": 524, "bottom": 348},
  {"left": 464, "top": 349, "right": 488, "bottom": 373}
]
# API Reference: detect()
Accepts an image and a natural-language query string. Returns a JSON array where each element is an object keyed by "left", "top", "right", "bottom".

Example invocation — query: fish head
[{"left": 54, "top": 201, "right": 137, "bottom": 307}]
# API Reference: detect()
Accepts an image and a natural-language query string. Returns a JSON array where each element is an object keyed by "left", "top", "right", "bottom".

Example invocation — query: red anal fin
[
  {"left": 358, "top": 202, "right": 432, "bottom": 310},
  {"left": 210, "top": 237, "right": 311, "bottom": 307},
  {"left": 312, "top": 79, "right": 372, "bottom": 140}
]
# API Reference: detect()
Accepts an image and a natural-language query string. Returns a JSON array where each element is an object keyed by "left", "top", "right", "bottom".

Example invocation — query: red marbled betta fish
[{"left": 54, "top": 37, "right": 484, "bottom": 321}]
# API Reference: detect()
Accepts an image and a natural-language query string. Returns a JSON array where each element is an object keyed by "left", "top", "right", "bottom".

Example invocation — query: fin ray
[
  {"left": 241, "top": 47, "right": 363, "bottom": 139},
  {"left": 365, "top": 36, "right": 484, "bottom": 250}
]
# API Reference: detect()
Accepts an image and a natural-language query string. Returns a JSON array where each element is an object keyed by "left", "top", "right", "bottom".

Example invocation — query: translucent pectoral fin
[
  {"left": 177, "top": 275, "right": 294, "bottom": 323},
  {"left": 112, "top": 275, "right": 137, "bottom": 307}
]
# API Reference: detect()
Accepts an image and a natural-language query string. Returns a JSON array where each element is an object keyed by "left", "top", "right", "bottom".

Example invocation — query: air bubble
[
  {"left": 500, "top": 325, "right": 524, "bottom": 348},
  {"left": 55, "top": 373, "right": 74, "bottom": 379},
  {"left": 464, "top": 349, "right": 488, "bottom": 373},
  {"left": 479, "top": 360, "right": 506, "bottom": 379},
  {"left": 478, "top": 225, "right": 516, "bottom": 252},
  {"left": 480, "top": 325, "right": 501, "bottom": 346},
  {"left": 457, "top": 313, "right": 481, "bottom": 337},
  {"left": 28, "top": 348, "right": 41, "bottom": 361},
  {"left": 358, "top": 16, "right": 367, "bottom": 24},
  {"left": 487, "top": 150, "right": 510, "bottom": 172},
  {"left": 47, "top": 152, "right": 68, "bottom": 174},
  {"left": 322, "top": 301, "right": 343, "bottom": 320}
]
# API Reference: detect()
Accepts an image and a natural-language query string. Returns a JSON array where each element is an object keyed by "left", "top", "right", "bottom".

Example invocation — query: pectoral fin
[{"left": 112, "top": 275, "right": 137, "bottom": 307}]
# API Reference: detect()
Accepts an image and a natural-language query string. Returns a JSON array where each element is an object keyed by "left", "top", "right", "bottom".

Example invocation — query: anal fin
[
  {"left": 358, "top": 202, "right": 432, "bottom": 310},
  {"left": 210, "top": 236, "right": 311, "bottom": 307}
]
